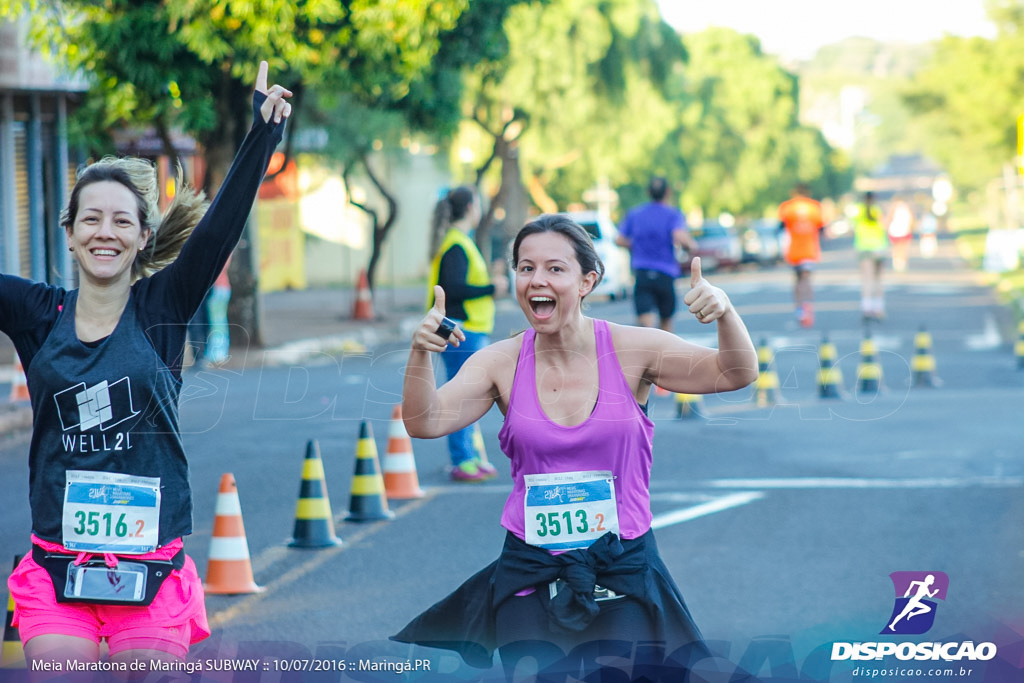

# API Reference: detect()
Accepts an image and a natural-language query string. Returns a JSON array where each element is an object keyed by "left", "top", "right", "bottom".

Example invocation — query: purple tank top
[{"left": 498, "top": 319, "right": 655, "bottom": 542}]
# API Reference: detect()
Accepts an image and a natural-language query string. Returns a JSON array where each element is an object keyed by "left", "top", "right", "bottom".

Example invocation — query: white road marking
[
  {"left": 650, "top": 491, "right": 765, "bottom": 529},
  {"left": 965, "top": 314, "right": 1002, "bottom": 350},
  {"left": 702, "top": 476, "right": 1023, "bottom": 489},
  {"left": 770, "top": 333, "right": 903, "bottom": 350}
]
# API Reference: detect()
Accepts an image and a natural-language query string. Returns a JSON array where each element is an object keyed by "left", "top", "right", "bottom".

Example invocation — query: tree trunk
[
  {"left": 227, "top": 220, "right": 262, "bottom": 348},
  {"left": 359, "top": 153, "right": 398, "bottom": 292},
  {"left": 201, "top": 73, "right": 265, "bottom": 348},
  {"left": 478, "top": 135, "right": 528, "bottom": 263}
]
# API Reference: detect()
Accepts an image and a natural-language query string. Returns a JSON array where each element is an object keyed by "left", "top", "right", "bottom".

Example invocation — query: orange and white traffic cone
[
  {"left": 204, "top": 473, "right": 263, "bottom": 595},
  {"left": 383, "top": 405, "right": 424, "bottom": 500},
  {"left": 9, "top": 356, "right": 28, "bottom": 403},
  {"left": 352, "top": 269, "right": 374, "bottom": 321},
  {"left": 1, "top": 555, "right": 25, "bottom": 670}
]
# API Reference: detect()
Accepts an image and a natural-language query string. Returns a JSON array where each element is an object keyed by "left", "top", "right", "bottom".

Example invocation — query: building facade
[{"left": 0, "top": 18, "right": 85, "bottom": 286}]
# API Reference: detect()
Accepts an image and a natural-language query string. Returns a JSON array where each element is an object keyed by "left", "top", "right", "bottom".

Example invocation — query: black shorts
[{"left": 633, "top": 269, "right": 676, "bottom": 319}]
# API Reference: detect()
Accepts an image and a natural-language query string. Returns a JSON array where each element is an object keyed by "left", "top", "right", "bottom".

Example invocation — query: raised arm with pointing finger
[{"left": 3, "top": 61, "right": 291, "bottom": 669}]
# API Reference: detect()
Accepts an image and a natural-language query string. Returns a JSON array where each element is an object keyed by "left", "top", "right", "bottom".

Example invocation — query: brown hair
[
  {"left": 511, "top": 214, "right": 605, "bottom": 295},
  {"left": 428, "top": 185, "right": 477, "bottom": 259},
  {"left": 61, "top": 156, "right": 208, "bottom": 281}
]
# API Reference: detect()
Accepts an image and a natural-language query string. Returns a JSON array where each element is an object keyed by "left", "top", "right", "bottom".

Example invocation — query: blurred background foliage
[{"left": 3, "top": 0, "right": 1022, "bottom": 262}]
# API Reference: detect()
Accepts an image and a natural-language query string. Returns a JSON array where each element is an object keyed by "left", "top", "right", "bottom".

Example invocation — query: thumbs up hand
[
  {"left": 413, "top": 285, "right": 465, "bottom": 351},
  {"left": 683, "top": 257, "right": 729, "bottom": 324}
]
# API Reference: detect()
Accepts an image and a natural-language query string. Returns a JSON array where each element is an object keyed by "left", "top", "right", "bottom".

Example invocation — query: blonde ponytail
[{"left": 135, "top": 165, "right": 208, "bottom": 279}]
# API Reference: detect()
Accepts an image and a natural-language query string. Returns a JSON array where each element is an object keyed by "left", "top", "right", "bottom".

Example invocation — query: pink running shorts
[{"left": 7, "top": 536, "right": 210, "bottom": 658}]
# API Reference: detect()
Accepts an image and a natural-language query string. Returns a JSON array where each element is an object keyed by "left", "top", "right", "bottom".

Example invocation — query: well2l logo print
[
  {"left": 881, "top": 571, "right": 949, "bottom": 635},
  {"left": 55, "top": 378, "right": 139, "bottom": 433}
]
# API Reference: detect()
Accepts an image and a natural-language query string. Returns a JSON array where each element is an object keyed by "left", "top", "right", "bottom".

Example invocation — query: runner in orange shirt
[{"left": 778, "top": 184, "right": 826, "bottom": 328}]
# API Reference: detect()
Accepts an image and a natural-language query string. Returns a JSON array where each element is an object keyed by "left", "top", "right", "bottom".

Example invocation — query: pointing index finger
[
  {"left": 255, "top": 60, "right": 269, "bottom": 94},
  {"left": 690, "top": 257, "right": 702, "bottom": 288}
]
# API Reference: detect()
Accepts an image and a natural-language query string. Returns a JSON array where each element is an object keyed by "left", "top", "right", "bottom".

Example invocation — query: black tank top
[{"left": 27, "top": 289, "right": 190, "bottom": 547}]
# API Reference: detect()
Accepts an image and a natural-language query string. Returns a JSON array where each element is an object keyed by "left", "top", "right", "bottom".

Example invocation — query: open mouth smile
[{"left": 529, "top": 296, "right": 556, "bottom": 319}]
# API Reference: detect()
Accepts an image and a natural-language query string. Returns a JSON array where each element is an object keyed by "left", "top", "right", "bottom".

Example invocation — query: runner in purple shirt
[{"left": 616, "top": 177, "right": 696, "bottom": 332}]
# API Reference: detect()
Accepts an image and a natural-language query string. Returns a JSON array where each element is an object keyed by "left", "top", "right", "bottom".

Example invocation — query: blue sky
[{"left": 655, "top": 0, "right": 997, "bottom": 60}]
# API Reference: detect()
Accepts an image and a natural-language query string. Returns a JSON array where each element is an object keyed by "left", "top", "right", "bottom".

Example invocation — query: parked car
[
  {"left": 681, "top": 221, "right": 743, "bottom": 273},
  {"left": 741, "top": 218, "right": 783, "bottom": 266},
  {"left": 565, "top": 211, "right": 632, "bottom": 300}
]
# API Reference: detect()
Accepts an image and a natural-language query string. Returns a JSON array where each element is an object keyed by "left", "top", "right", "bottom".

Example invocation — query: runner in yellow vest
[
  {"left": 427, "top": 186, "right": 508, "bottom": 481},
  {"left": 853, "top": 191, "right": 888, "bottom": 322}
]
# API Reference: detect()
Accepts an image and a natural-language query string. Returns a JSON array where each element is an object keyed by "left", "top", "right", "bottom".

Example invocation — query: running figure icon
[{"left": 887, "top": 574, "right": 939, "bottom": 632}]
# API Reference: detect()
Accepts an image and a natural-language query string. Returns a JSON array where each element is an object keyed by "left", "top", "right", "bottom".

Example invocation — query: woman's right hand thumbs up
[{"left": 413, "top": 285, "right": 465, "bottom": 351}]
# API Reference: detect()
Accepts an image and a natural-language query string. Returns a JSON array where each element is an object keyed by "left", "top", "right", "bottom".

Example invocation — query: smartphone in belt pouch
[{"left": 66, "top": 562, "right": 146, "bottom": 602}]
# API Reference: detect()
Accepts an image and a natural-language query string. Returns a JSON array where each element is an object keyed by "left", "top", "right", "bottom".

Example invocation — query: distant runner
[
  {"left": 778, "top": 183, "right": 826, "bottom": 327},
  {"left": 853, "top": 191, "right": 889, "bottom": 322}
]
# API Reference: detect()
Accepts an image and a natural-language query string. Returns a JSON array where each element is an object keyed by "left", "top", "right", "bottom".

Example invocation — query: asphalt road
[{"left": 1, "top": 237, "right": 1022, "bottom": 682}]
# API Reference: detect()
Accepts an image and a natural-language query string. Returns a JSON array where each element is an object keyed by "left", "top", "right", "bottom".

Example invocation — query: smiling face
[
  {"left": 514, "top": 231, "right": 598, "bottom": 329},
  {"left": 66, "top": 180, "right": 150, "bottom": 286}
]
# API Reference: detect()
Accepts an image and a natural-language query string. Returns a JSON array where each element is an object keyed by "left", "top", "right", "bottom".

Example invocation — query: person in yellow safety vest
[
  {"left": 853, "top": 191, "right": 889, "bottom": 322},
  {"left": 427, "top": 186, "right": 508, "bottom": 482}
]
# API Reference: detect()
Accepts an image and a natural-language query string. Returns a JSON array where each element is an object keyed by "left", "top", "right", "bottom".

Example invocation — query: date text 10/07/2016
[{"left": 40, "top": 659, "right": 432, "bottom": 675}]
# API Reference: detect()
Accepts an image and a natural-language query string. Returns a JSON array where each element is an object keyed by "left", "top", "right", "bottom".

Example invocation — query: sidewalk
[
  {"left": 0, "top": 284, "right": 429, "bottom": 435},
  {"left": 234, "top": 284, "right": 425, "bottom": 366}
]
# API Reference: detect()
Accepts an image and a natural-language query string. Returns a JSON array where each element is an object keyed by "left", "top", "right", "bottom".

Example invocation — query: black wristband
[{"left": 435, "top": 317, "right": 457, "bottom": 340}]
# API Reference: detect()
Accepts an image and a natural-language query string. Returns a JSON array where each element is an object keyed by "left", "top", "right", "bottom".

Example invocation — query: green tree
[
  {"left": 661, "top": 28, "right": 845, "bottom": 218},
  {"left": 904, "top": 27, "right": 1024, "bottom": 195},
  {"left": 459, "top": 0, "right": 685, "bottom": 259},
  {"left": 313, "top": 0, "right": 525, "bottom": 289},
  {"left": 799, "top": 37, "right": 934, "bottom": 177},
  {"left": 2, "top": 0, "right": 471, "bottom": 342}
]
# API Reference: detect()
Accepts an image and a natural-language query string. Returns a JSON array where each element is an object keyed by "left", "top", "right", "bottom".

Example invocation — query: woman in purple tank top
[{"left": 396, "top": 214, "right": 758, "bottom": 679}]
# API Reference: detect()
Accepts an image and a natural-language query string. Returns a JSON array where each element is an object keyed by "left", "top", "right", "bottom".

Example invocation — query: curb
[{"left": 255, "top": 316, "right": 419, "bottom": 366}]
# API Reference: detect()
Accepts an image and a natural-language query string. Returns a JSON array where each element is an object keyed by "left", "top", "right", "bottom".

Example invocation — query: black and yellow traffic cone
[
  {"left": 675, "top": 392, "right": 703, "bottom": 418},
  {"left": 289, "top": 441, "right": 343, "bottom": 548},
  {"left": 911, "top": 325, "right": 938, "bottom": 387},
  {"left": 753, "top": 338, "right": 780, "bottom": 407},
  {"left": 856, "top": 330, "right": 883, "bottom": 394},
  {"left": 345, "top": 422, "right": 395, "bottom": 522},
  {"left": 1015, "top": 320, "right": 1024, "bottom": 369},
  {"left": 1, "top": 555, "right": 25, "bottom": 669},
  {"left": 817, "top": 335, "right": 843, "bottom": 399}
]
